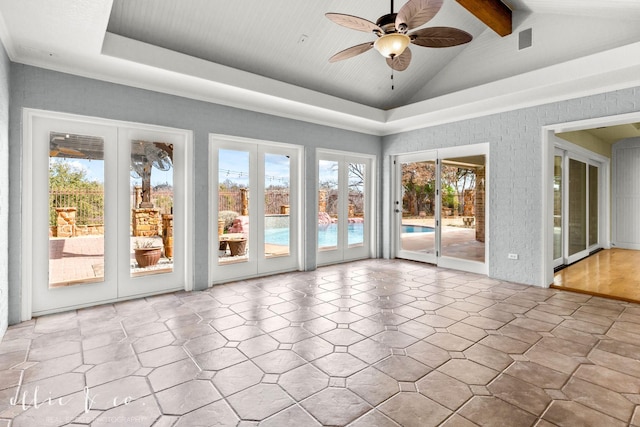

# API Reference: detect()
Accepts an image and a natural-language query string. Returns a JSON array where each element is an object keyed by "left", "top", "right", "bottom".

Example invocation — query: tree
[
  {"left": 49, "top": 161, "right": 99, "bottom": 188},
  {"left": 402, "top": 162, "right": 436, "bottom": 215},
  {"left": 49, "top": 160, "right": 104, "bottom": 226}
]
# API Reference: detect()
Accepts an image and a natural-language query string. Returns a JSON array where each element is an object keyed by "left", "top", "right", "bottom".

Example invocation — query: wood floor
[{"left": 552, "top": 248, "right": 640, "bottom": 303}]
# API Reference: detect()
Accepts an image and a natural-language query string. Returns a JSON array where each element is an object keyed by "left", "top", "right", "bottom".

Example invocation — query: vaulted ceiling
[{"left": 2, "top": 0, "right": 640, "bottom": 135}]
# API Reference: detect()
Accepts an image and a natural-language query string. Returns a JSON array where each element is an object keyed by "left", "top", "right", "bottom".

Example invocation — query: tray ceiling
[{"left": 2, "top": 0, "right": 640, "bottom": 134}]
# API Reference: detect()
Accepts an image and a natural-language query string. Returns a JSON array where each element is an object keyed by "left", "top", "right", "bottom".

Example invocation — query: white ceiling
[
  {"left": 569, "top": 123, "right": 640, "bottom": 146},
  {"left": 2, "top": 0, "right": 640, "bottom": 135}
]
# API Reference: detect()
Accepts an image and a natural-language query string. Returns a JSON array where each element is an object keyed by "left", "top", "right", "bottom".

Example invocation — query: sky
[
  {"left": 50, "top": 157, "right": 174, "bottom": 186},
  {"left": 219, "top": 149, "right": 291, "bottom": 188}
]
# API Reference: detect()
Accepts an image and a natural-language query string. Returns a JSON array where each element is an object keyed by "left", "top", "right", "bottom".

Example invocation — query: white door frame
[
  {"left": 209, "top": 134, "right": 303, "bottom": 284},
  {"left": 22, "top": 109, "right": 193, "bottom": 320},
  {"left": 316, "top": 149, "right": 377, "bottom": 266},
  {"left": 393, "top": 143, "right": 489, "bottom": 275},
  {"left": 541, "top": 113, "right": 631, "bottom": 287}
]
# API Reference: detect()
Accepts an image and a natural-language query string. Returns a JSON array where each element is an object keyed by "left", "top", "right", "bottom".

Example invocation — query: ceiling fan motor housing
[{"left": 376, "top": 13, "right": 400, "bottom": 35}]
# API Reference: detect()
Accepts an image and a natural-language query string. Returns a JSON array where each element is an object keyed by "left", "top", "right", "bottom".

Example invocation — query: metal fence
[
  {"left": 149, "top": 188, "right": 173, "bottom": 215},
  {"left": 50, "top": 188, "right": 295, "bottom": 226},
  {"left": 219, "top": 190, "right": 290, "bottom": 215},
  {"left": 50, "top": 188, "right": 104, "bottom": 226},
  {"left": 50, "top": 187, "right": 175, "bottom": 226},
  {"left": 50, "top": 187, "right": 369, "bottom": 226}
]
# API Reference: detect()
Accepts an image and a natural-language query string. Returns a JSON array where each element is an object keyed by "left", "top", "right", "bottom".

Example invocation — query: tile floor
[{"left": 1, "top": 259, "right": 640, "bottom": 426}]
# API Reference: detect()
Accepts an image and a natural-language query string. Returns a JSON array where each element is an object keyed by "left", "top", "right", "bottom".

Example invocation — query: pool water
[
  {"left": 265, "top": 223, "right": 364, "bottom": 247},
  {"left": 402, "top": 225, "right": 435, "bottom": 233}
]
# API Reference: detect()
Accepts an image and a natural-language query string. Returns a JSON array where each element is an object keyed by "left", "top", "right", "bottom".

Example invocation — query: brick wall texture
[{"left": 383, "top": 88, "right": 640, "bottom": 286}]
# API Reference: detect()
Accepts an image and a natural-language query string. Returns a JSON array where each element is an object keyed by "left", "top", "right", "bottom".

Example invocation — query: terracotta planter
[
  {"left": 228, "top": 239, "right": 246, "bottom": 256},
  {"left": 135, "top": 247, "right": 162, "bottom": 268}
]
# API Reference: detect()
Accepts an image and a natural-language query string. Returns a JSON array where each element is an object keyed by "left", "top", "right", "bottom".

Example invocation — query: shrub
[{"left": 218, "top": 210, "right": 239, "bottom": 232}]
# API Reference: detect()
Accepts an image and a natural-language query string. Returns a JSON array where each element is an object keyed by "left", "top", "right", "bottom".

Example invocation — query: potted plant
[{"left": 134, "top": 239, "right": 162, "bottom": 268}]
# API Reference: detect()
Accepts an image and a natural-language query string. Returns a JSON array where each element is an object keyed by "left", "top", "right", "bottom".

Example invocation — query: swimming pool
[
  {"left": 402, "top": 225, "right": 435, "bottom": 233},
  {"left": 265, "top": 223, "right": 364, "bottom": 247}
]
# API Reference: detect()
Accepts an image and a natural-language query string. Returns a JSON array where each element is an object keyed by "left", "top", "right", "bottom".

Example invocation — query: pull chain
[{"left": 391, "top": 68, "right": 394, "bottom": 90}]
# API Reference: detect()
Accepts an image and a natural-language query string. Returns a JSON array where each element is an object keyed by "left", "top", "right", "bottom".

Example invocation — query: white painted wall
[
  {"left": 384, "top": 87, "right": 640, "bottom": 286},
  {"left": 612, "top": 137, "right": 640, "bottom": 249},
  {"left": 0, "top": 42, "right": 9, "bottom": 338}
]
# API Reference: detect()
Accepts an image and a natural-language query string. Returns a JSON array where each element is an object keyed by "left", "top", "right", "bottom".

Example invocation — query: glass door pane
[
  {"left": 348, "top": 163, "right": 365, "bottom": 248},
  {"left": 264, "top": 153, "right": 290, "bottom": 258},
  {"left": 218, "top": 149, "right": 250, "bottom": 265},
  {"left": 130, "top": 140, "right": 174, "bottom": 277},
  {"left": 553, "top": 154, "right": 563, "bottom": 262},
  {"left": 440, "top": 156, "right": 485, "bottom": 263},
  {"left": 318, "top": 159, "right": 339, "bottom": 252},
  {"left": 49, "top": 133, "right": 105, "bottom": 287},
  {"left": 400, "top": 160, "right": 437, "bottom": 258},
  {"left": 568, "top": 159, "right": 587, "bottom": 257},
  {"left": 589, "top": 164, "right": 599, "bottom": 247},
  {"left": 33, "top": 117, "right": 118, "bottom": 315}
]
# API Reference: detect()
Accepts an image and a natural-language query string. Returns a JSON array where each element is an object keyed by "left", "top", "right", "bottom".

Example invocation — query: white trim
[
  {"left": 21, "top": 108, "right": 194, "bottom": 319},
  {"left": 316, "top": 149, "right": 377, "bottom": 266},
  {"left": 57, "top": 32, "right": 640, "bottom": 136},
  {"left": 208, "top": 133, "right": 305, "bottom": 284},
  {"left": 21, "top": 110, "right": 34, "bottom": 321}
]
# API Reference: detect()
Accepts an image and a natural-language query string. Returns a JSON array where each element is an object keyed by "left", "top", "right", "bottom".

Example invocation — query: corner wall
[
  {"left": 383, "top": 88, "right": 640, "bottom": 286},
  {"left": 8, "top": 64, "right": 381, "bottom": 325},
  {"left": 0, "top": 42, "right": 9, "bottom": 338}
]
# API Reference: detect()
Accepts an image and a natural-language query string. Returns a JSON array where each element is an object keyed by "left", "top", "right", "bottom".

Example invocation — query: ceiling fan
[{"left": 326, "top": 0, "right": 472, "bottom": 72}]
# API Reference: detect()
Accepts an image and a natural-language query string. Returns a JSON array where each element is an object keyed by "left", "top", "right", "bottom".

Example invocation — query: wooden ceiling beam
[{"left": 456, "top": 0, "right": 512, "bottom": 37}]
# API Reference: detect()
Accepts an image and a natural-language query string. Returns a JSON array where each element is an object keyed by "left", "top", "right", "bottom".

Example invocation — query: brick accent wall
[{"left": 383, "top": 87, "right": 640, "bottom": 286}]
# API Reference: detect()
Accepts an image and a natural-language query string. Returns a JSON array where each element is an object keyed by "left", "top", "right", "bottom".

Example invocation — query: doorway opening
[{"left": 543, "top": 112, "right": 640, "bottom": 302}]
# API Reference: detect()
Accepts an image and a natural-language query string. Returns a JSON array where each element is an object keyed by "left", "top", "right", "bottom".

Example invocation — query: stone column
[
  {"left": 475, "top": 167, "right": 485, "bottom": 243},
  {"left": 132, "top": 208, "right": 161, "bottom": 237},
  {"left": 162, "top": 214, "right": 173, "bottom": 258},
  {"left": 134, "top": 186, "right": 143, "bottom": 209},
  {"left": 240, "top": 188, "right": 249, "bottom": 215},
  {"left": 318, "top": 190, "right": 327, "bottom": 213},
  {"left": 56, "top": 207, "right": 77, "bottom": 238}
]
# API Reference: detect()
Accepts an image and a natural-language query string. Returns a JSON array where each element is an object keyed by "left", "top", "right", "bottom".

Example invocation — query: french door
[
  {"left": 553, "top": 146, "right": 602, "bottom": 267},
  {"left": 210, "top": 135, "right": 301, "bottom": 283},
  {"left": 394, "top": 145, "right": 488, "bottom": 275},
  {"left": 316, "top": 151, "right": 375, "bottom": 265},
  {"left": 26, "top": 111, "right": 190, "bottom": 316}
]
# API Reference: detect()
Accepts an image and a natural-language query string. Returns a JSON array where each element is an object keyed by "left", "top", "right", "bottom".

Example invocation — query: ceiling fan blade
[
  {"left": 329, "top": 42, "right": 374, "bottom": 62},
  {"left": 396, "top": 0, "right": 443, "bottom": 32},
  {"left": 386, "top": 47, "right": 412, "bottom": 71},
  {"left": 410, "top": 27, "right": 472, "bottom": 48},
  {"left": 325, "top": 13, "right": 383, "bottom": 33}
]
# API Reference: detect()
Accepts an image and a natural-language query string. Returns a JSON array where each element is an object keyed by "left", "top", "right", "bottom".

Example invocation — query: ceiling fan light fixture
[{"left": 373, "top": 33, "right": 410, "bottom": 58}]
